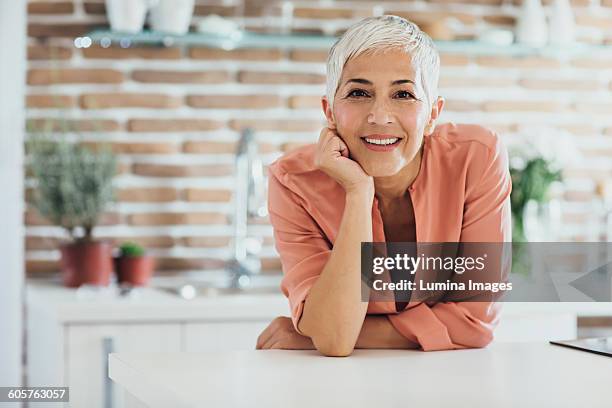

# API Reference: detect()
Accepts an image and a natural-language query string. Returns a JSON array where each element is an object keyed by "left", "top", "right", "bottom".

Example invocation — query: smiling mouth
[{"left": 361, "top": 136, "right": 402, "bottom": 146}]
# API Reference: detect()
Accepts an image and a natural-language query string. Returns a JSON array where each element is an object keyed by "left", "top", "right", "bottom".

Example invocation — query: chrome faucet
[{"left": 228, "top": 128, "right": 267, "bottom": 289}]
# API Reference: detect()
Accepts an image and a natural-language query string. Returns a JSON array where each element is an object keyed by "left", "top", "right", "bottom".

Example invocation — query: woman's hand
[
  {"left": 315, "top": 127, "right": 373, "bottom": 195},
  {"left": 255, "top": 316, "right": 315, "bottom": 350}
]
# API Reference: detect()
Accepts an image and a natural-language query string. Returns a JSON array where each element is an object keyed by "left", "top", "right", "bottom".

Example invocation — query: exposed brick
[
  {"left": 26, "top": 236, "right": 63, "bottom": 251},
  {"left": 117, "top": 187, "right": 179, "bottom": 202},
  {"left": 83, "top": 1, "right": 106, "bottom": 14},
  {"left": 476, "top": 56, "right": 561, "bottom": 69},
  {"left": 27, "top": 118, "right": 120, "bottom": 132},
  {"left": 482, "top": 100, "right": 565, "bottom": 112},
  {"left": 80, "top": 93, "right": 182, "bottom": 109},
  {"left": 293, "top": 7, "right": 358, "bottom": 19},
  {"left": 186, "top": 94, "right": 282, "bottom": 109},
  {"left": 132, "top": 70, "right": 231, "bottom": 83},
  {"left": 182, "top": 236, "right": 232, "bottom": 247},
  {"left": 229, "top": 119, "right": 323, "bottom": 132},
  {"left": 155, "top": 257, "right": 226, "bottom": 271},
  {"left": 605, "top": 127, "right": 612, "bottom": 136},
  {"left": 189, "top": 47, "right": 282, "bottom": 61},
  {"left": 518, "top": 79, "right": 601, "bottom": 91},
  {"left": 28, "top": 44, "right": 72, "bottom": 60},
  {"left": 388, "top": 11, "right": 478, "bottom": 25},
  {"left": 182, "top": 141, "right": 237, "bottom": 154},
  {"left": 258, "top": 142, "right": 279, "bottom": 154},
  {"left": 439, "top": 53, "right": 471, "bottom": 66},
  {"left": 564, "top": 190, "right": 596, "bottom": 202},
  {"left": 573, "top": 102, "right": 612, "bottom": 115},
  {"left": 282, "top": 142, "right": 311, "bottom": 152},
  {"left": 482, "top": 14, "right": 516, "bottom": 26},
  {"left": 288, "top": 95, "right": 322, "bottom": 109},
  {"left": 108, "top": 235, "right": 175, "bottom": 248},
  {"left": 26, "top": 260, "right": 59, "bottom": 274},
  {"left": 193, "top": 4, "right": 238, "bottom": 16},
  {"left": 604, "top": 0, "right": 612, "bottom": 6},
  {"left": 132, "top": 163, "right": 233, "bottom": 178},
  {"left": 575, "top": 15, "right": 612, "bottom": 29},
  {"left": 128, "top": 212, "right": 228, "bottom": 225},
  {"left": 25, "top": 210, "right": 122, "bottom": 226},
  {"left": 439, "top": 76, "right": 515, "bottom": 88},
  {"left": 28, "top": 23, "right": 100, "bottom": 38},
  {"left": 127, "top": 119, "right": 223, "bottom": 132},
  {"left": 26, "top": 94, "right": 76, "bottom": 108},
  {"left": 183, "top": 188, "right": 233, "bottom": 202},
  {"left": 28, "top": 69, "right": 123, "bottom": 85},
  {"left": 443, "top": 100, "right": 482, "bottom": 112},
  {"left": 261, "top": 257, "right": 282, "bottom": 272},
  {"left": 263, "top": 236, "right": 275, "bottom": 246},
  {"left": 289, "top": 49, "right": 328, "bottom": 62},
  {"left": 429, "top": 0, "right": 503, "bottom": 5},
  {"left": 103, "top": 142, "right": 180, "bottom": 154},
  {"left": 558, "top": 124, "right": 602, "bottom": 136},
  {"left": 83, "top": 45, "right": 182, "bottom": 60},
  {"left": 513, "top": 0, "right": 590, "bottom": 5},
  {"left": 28, "top": 2, "right": 74, "bottom": 14},
  {"left": 292, "top": 27, "right": 325, "bottom": 36},
  {"left": 238, "top": 71, "right": 325, "bottom": 84},
  {"left": 571, "top": 58, "right": 612, "bottom": 69}
]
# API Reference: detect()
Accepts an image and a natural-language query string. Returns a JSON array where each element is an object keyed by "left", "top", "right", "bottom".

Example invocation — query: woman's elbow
[
  {"left": 461, "top": 330, "right": 494, "bottom": 349},
  {"left": 311, "top": 334, "right": 356, "bottom": 357}
]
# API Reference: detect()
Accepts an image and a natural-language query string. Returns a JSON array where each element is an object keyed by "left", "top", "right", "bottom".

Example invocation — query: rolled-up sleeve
[
  {"left": 268, "top": 168, "right": 331, "bottom": 335},
  {"left": 388, "top": 132, "right": 512, "bottom": 351}
]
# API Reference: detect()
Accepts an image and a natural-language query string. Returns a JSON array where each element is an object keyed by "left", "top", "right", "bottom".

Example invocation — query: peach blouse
[{"left": 267, "top": 122, "right": 512, "bottom": 351}]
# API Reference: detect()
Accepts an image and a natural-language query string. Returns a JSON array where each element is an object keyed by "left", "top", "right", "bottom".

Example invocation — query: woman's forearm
[
  {"left": 355, "top": 316, "right": 418, "bottom": 349},
  {"left": 298, "top": 189, "right": 373, "bottom": 356}
]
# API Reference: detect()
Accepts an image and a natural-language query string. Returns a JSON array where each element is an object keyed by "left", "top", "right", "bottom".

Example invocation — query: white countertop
[{"left": 110, "top": 343, "right": 612, "bottom": 408}]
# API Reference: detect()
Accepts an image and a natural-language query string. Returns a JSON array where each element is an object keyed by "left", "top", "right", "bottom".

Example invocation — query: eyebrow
[{"left": 344, "top": 78, "right": 416, "bottom": 86}]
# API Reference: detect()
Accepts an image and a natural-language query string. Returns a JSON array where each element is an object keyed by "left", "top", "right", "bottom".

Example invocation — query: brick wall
[{"left": 25, "top": 0, "right": 612, "bottom": 278}]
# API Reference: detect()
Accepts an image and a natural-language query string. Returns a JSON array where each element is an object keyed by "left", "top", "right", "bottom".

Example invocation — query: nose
[{"left": 367, "top": 98, "right": 394, "bottom": 125}]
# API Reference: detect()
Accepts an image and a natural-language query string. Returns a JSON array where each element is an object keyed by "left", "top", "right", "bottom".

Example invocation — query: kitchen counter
[
  {"left": 110, "top": 343, "right": 612, "bottom": 408},
  {"left": 27, "top": 278, "right": 288, "bottom": 323}
]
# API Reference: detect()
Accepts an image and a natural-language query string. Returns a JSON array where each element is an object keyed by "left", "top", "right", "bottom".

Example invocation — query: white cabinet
[
  {"left": 66, "top": 324, "right": 181, "bottom": 408},
  {"left": 184, "top": 321, "right": 270, "bottom": 352},
  {"left": 26, "top": 281, "right": 287, "bottom": 408}
]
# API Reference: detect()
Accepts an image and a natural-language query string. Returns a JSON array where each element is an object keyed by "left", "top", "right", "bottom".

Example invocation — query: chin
[{"left": 361, "top": 162, "right": 403, "bottom": 178}]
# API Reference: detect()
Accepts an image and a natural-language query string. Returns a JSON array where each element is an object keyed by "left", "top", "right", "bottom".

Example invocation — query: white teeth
[{"left": 364, "top": 137, "right": 399, "bottom": 145}]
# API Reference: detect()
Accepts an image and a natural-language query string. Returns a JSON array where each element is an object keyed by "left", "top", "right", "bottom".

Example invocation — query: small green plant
[
  {"left": 119, "top": 242, "right": 146, "bottom": 257},
  {"left": 27, "top": 124, "right": 117, "bottom": 242}
]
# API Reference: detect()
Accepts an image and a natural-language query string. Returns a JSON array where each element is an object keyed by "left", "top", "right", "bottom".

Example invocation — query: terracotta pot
[
  {"left": 60, "top": 241, "right": 113, "bottom": 288},
  {"left": 114, "top": 256, "right": 155, "bottom": 286}
]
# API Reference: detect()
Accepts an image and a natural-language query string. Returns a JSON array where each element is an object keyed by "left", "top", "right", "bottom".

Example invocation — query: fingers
[
  {"left": 255, "top": 324, "right": 274, "bottom": 349},
  {"left": 261, "top": 333, "right": 280, "bottom": 349}
]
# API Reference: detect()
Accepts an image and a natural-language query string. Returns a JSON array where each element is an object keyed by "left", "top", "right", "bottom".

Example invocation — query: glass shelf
[{"left": 85, "top": 29, "right": 612, "bottom": 58}]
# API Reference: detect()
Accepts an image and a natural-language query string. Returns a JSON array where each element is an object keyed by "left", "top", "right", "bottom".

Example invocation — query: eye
[
  {"left": 395, "top": 90, "right": 415, "bottom": 99},
  {"left": 347, "top": 89, "right": 370, "bottom": 98}
]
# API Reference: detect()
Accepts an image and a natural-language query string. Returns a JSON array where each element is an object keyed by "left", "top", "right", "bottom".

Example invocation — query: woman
[{"left": 256, "top": 15, "right": 512, "bottom": 356}]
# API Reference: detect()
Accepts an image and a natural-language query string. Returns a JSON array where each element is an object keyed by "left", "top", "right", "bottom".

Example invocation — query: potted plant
[
  {"left": 114, "top": 242, "right": 155, "bottom": 286},
  {"left": 28, "top": 133, "right": 117, "bottom": 287},
  {"left": 508, "top": 127, "right": 577, "bottom": 242}
]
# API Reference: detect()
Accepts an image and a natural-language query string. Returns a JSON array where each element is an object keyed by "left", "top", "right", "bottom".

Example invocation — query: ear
[
  {"left": 424, "top": 96, "right": 445, "bottom": 136},
  {"left": 321, "top": 96, "right": 337, "bottom": 130}
]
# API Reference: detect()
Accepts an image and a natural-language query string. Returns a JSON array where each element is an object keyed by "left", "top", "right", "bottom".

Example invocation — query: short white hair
[{"left": 326, "top": 15, "right": 440, "bottom": 113}]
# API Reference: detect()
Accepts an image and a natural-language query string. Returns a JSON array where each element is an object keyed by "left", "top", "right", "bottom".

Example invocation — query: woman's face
[{"left": 322, "top": 48, "right": 442, "bottom": 177}]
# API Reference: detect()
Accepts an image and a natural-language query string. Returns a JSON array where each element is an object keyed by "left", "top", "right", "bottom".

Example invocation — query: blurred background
[{"left": 1, "top": 0, "right": 612, "bottom": 407}]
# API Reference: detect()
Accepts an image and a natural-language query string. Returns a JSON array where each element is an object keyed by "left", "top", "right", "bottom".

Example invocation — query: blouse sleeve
[
  {"left": 268, "top": 168, "right": 332, "bottom": 335},
  {"left": 387, "top": 132, "right": 512, "bottom": 351}
]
